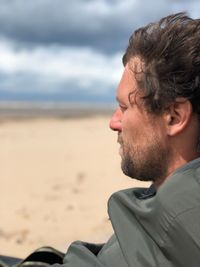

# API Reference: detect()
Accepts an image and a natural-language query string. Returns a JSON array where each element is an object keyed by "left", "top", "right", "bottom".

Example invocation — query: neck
[{"left": 154, "top": 152, "right": 200, "bottom": 189}]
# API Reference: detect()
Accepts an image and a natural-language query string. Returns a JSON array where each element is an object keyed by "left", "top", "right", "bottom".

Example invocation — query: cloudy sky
[{"left": 0, "top": 0, "right": 199, "bottom": 103}]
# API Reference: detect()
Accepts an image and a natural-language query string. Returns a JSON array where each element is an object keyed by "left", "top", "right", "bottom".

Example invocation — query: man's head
[{"left": 110, "top": 13, "right": 200, "bottom": 186}]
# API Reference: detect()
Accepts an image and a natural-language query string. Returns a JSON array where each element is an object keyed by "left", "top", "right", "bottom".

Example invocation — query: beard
[{"left": 119, "top": 135, "right": 169, "bottom": 183}]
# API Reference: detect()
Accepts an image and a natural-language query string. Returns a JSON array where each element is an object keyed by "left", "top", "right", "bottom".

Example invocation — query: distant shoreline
[{"left": 0, "top": 101, "right": 115, "bottom": 120}]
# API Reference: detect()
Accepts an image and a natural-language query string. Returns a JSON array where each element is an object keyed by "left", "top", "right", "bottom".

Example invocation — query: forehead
[{"left": 116, "top": 57, "right": 142, "bottom": 102}]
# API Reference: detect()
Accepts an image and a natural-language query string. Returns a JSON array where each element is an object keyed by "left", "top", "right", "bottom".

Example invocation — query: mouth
[
  {"left": 117, "top": 134, "right": 122, "bottom": 145},
  {"left": 117, "top": 136, "right": 123, "bottom": 155},
  {"left": 119, "top": 146, "right": 123, "bottom": 156}
]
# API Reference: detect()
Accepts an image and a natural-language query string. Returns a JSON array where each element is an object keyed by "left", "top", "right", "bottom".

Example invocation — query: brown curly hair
[{"left": 123, "top": 12, "right": 200, "bottom": 115}]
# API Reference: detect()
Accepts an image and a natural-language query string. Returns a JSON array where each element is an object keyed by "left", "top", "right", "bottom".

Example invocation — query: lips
[
  {"left": 117, "top": 135, "right": 123, "bottom": 156},
  {"left": 117, "top": 134, "right": 122, "bottom": 145}
]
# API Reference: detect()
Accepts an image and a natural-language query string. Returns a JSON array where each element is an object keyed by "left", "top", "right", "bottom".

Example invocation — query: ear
[{"left": 165, "top": 98, "right": 193, "bottom": 136}]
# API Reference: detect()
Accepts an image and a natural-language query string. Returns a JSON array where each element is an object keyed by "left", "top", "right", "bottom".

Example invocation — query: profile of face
[{"left": 110, "top": 58, "right": 169, "bottom": 183}]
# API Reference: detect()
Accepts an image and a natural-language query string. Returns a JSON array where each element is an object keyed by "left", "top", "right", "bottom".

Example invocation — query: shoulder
[
  {"left": 157, "top": 162, "right": 200, "bottom": 217},
  {"left": 109, "top": 162, "right": 200, "bottom": 243},
  {"left": 107, "top": 164, "right": 200, "bottom": 265}
]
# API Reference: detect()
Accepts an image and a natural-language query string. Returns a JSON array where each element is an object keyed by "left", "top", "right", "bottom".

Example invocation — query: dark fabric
[
  {"left": 133, "top": 184, "right": 156, "bottom": 199},
  {"left": 0, "top": 255, "right": 21, "bottom": 267},
  {"left": 1, "top": 247, "right": 65, "bottom": 267}
]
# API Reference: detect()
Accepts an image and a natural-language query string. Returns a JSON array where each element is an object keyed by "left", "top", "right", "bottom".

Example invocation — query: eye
[{"left": 119, "top": 104, "right": 127, "bottom": 112}]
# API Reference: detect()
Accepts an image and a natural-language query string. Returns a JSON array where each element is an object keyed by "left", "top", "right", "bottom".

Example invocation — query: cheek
[
  {"left": 122, "top": 119, "right": 161, "bottom": 149},
  {"left": 121, "top": 115, "right": 142, "bottom": 140}
]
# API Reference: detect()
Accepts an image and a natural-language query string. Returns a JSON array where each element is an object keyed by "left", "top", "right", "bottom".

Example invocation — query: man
[
  {"left": 55, "top": 12, "right": 200, "bottom": 267},
  {"left": 54, "top": 12, "right": 200, "bottom": 267},
  {"left": 14, "top": 12, "right": 200, "bottom": 267}
]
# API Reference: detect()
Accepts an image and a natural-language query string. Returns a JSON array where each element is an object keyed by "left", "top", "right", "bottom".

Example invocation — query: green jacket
[{"left": 57, "top": 158, "right": 200, "bottom": 267}]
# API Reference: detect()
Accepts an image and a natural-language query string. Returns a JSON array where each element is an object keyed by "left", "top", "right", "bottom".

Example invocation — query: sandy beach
[{"left": 0, "top": 114, "right": 149, "bottom": 258}]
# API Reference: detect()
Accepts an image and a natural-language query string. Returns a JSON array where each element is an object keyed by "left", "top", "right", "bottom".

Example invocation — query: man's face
[{"left": 110, "top": 58, "right": 169, "bottom": 183}]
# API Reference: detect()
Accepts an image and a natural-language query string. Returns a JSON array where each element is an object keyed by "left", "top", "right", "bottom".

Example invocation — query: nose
[{"left": 109, "top": 108, "right": 122, "bottom": 131}]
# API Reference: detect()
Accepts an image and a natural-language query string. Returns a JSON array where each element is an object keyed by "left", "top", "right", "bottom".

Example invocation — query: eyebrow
[
  {"left": 116, "top": 96, "right": 120, "bottom": 102},
  {"left": 116, "top": 96, "right": 125, "bottom": 104}
]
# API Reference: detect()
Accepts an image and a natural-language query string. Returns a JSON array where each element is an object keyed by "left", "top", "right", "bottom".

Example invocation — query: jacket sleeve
[
  {"left": 52, "top": 241, "right": 106, "bottom": 267},
  {"left": 52, "top": 236, "right": 129, "bottom": 267}
]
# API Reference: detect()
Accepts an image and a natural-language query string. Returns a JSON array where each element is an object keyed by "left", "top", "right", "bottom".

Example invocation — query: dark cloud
[
  {"left": 0, "top": 0, "right": 198, "bottom": 102},
  {"left": 0, "top": 70, "right": 116, "bottom": 103},
  {"left": 0, "top": 0, "right": 186, "bottom": 54}
]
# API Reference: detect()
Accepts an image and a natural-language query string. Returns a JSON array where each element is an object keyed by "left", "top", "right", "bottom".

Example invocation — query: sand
[{"left": 0, "top": 116, "right": 149, "bottom": 258}]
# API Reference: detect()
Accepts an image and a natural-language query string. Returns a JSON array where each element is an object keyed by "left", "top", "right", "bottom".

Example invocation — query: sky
[{"left": 0, "top": 0, "right": 199, "bottom": 103}]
